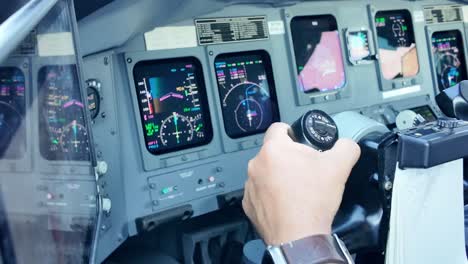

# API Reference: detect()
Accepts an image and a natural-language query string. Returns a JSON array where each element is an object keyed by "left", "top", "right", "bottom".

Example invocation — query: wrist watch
[{"left": 264, "top": 234, "right": 353, "bottom": 264}]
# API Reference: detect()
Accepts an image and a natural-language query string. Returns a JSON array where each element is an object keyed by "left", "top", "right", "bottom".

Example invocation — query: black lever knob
[{"left": 288, "top": 110, "right": 339, "bottom": 151}]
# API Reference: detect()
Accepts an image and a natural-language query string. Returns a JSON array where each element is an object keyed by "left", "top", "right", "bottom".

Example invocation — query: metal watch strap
[{"left": 280, "top": 234, "right": 349, "bottom": 264}]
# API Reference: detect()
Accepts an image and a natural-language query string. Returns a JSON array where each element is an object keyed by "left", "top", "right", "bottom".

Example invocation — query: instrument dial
[
  {"left": 59, "top": 120, "right": 90, "bottom": 156},
  {"left": 159, "top": 112, "right": 194, "bottom": 147}
]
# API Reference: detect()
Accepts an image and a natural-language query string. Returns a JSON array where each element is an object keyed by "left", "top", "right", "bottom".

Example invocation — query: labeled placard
[
  {"left": 195, "top": 16, "right": 269, "bottom": 45},
  {"left": 424, "top": 5, "right": 463, "bottom": 24}
]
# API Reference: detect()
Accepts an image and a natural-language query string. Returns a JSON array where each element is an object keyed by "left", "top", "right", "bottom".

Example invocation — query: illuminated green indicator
[
  {"left": 195, "top": 124, "right": 203, "bottom": 132},
  {"left": 145, "top": 123, "right": 159, "bottom": 136},
  {"left": 184, "top": 107, "right": 191, "bottom": 113},
  {"left": 298, "top": 66, "right": 304, "bottom": 71},
  {"left": 161, "top": 187, "right": 171, "bottom": 195},
  {"left": 51, "top": 139, "right": 59, "bottom": 145},
  {"left": 402, "top": 25, "right": 408, "bottom": 31},
  {"left": 376, "top": 18, "right": 385, "bottom": 24}
]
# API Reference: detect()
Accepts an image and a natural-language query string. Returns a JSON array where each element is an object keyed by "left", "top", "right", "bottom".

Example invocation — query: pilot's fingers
[
  {"left": 263, "top": 122, "right": 293, "bottom": 144},
  {"left": 325, "top": 138, "right": 361, "bottom": 173}
]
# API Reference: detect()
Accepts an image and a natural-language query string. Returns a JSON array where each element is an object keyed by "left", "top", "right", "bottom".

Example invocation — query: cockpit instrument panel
[
  {"left": 291, "top": 15, "right": 346, "bottom": 93},
  {"left": 0, "top": 67, "right": 26, "bottom": 159},
  {"left": 39, "top": 65, "right": 90, "bottom": 161},
  {"left": 431, "top": 30, "right": 467, "bottom": 91},
  {"left": 133, "top": 57, "right": 213, "bottom": 155},
  {"left": 214, "top": 51, "right": 280, "bottom": 139},
  {"left": 375, "top": 10, "right": 420, "bottom": 80}
]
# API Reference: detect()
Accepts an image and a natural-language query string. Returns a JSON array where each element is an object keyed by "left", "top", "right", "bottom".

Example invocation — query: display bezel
[
  {"left": 283, "top": 8, "right": 352, "bottom": 106},
  {"left": 368, "top": 6, "right": 425, "bottom": 93},
  {"left": 38, "top": 64, "right": 91, "bottom": 162},
  {"left": 125, "top": 49, "right": 222, "bottom": 171},
  {"left": 0, "top": 58, "right": 32, "bottom": 173},
  {"left": 430, "top": 29, "right": 468, "bottom": 92},
  {"left": 345, "top": 27, "right": 376, "bottom": 65},
  {"left": 206, "top": 41, "right": 280, "bottom": 153},
  {"left": 425, "top": 23, "right": 468, "bottom": 97},
  {"left": 132, "top": 56, "right": 214, "bottom": 155},
  {"left": 34, "top": 58, "right": 94, "bottom": 176},
  {"left": 214, "top": 50, "right": 280, "bottom": 139},
  {"left": 290, "top": 14, "right": 347, "bottom": 95}
]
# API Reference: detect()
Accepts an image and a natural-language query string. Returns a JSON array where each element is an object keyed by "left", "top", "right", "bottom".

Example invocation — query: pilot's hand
[{"left": 242, "top": 123, "right": 361, "bottom": 246}]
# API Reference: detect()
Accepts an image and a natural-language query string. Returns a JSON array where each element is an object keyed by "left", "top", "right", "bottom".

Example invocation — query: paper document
[{"left": 386, "top": 159, "right": 467, "bottom": 264}]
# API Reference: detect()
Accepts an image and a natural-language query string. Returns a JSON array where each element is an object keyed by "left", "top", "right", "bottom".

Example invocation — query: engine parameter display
[
  {"left": 215, "top": 51, "right": 280, "bottom": 138},
  {"left": 375, "top": 10, "right": 420, "bottom": 80},
  {"left": 0, "top": 67, "right": 26, "bottom": 159},
  {"left": 133, "top": 57, "right": 213, "bottom": 155},
  {"left": 39, "top": 65, "right": 90, "bottom": 161},
  {"left": 431, "top": 30, "right": 467, "bottom": 91},
  {"left": 291, "top": 15, "right": 346, "bottom": 93}
]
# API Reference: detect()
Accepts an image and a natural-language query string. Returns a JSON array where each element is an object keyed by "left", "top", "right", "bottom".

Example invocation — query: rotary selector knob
[
  {"left": 288, "top": 110, "right": 339, "bottom": 151},
  {"left": 437, "top": 118, "right": 459, "bottom": 129}
]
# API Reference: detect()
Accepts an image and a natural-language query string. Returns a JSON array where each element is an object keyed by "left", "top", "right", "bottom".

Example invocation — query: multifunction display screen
[
  {"left": 0, "top": 67, "right": 26, "bottom": 159},
  {"left": 375, "top": 10, "right": 420, "bottom": 80},
  {"left": 39, "top": 65, "right": 90, "bottom": 161},
  {"left": 291, "top": 15, "right": 346, "bottom": 93},
  {"left": 431, "top": 30, "right": 467, "bottom": 91},
  {"left": 133, "top": 57, "right": 213, "bottom": 155},
  {"left": 347, "top": 30, "right": 371, "bottom": 64},
  {"left": 215, "top": 51, "right": 280, "bottom": 138}
]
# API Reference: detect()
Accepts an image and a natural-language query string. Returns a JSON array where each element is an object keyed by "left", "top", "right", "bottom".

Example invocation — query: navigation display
[
  {"left": 431, "top": 30, "right": 467, "bottom": 91},
  {"left": 133, "top": 57, "right": 213, "bottom": 155},
  {"left": 375, "top": 10, "right": 420, "bottom": 80},
  {"left": 0, "top": 67, "right": 26, "bottom": 159},
  {"left": 291, "top": 15, "right": 346, "bottom": 93},
  {"left": 39, "top": 65, "right": 90, "bottom": 161},
  {"left": 215, "top": 51, "right": 280, "bottom": 138}
]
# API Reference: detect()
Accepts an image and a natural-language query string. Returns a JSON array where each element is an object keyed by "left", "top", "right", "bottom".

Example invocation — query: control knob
[{"left": 288, "top": 110, "right": 339, "bottom": 151}]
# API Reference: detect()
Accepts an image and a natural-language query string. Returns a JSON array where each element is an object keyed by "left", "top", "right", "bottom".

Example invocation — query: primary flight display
[
  {"left": 133, "top": 57, "right": 213, "bottom": 155},
  {"left": 39, "top": 65, "right": 90, "bottom": 161}
]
